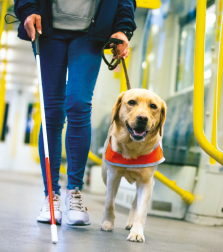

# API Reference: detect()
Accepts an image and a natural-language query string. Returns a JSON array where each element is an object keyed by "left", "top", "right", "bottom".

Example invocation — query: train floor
[{"left": 0, "top": 171, "right": 222, "bottom": 252}]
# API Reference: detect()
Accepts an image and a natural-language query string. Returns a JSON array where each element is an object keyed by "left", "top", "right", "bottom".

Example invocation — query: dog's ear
[
  {"left": 159, "top": 101, "right": 167, "bottom": 137},
  {"left": 111, "top": 92, "right": 125, "bottom": 124}
]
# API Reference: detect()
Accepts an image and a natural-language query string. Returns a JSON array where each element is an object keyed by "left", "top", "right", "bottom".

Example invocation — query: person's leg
[
  {"left": 65, "top": 34, "right": 103, "bottom": 191},
  {"left": 38, "top": 36, "right": 68, "bottom": 196}
]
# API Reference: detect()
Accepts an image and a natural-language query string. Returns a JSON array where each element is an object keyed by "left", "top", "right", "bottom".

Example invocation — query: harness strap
[{"left": 105, "top": 139, "right": 165, "bottom": 168}]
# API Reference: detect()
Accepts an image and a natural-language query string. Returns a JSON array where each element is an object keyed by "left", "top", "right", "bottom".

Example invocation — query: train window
[
  {"left": 0, "top": 103, "right": 9, "bottom": 142},
  {"left": 24, "top": 103, "right": 34, "bottom": 144},
  {"left": 176, "top": 4, "right": 216, "bottom": 92}
]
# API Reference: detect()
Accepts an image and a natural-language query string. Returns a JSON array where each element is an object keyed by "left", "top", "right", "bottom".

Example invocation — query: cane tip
[{"left": 51, "top": 224, "right": 58, "bottom": 244}]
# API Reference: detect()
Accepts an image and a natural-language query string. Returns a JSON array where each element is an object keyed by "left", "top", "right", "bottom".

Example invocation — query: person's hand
[
  {"left": 110, "top": 31, "right": 129, "bottom": 59},
  {"left": 24, "top": 14, "right": 42, "bottom": 42}
]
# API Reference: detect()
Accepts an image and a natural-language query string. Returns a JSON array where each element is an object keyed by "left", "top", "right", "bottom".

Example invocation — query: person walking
[{"left": 14, "top": 0, "right": 136, "bottom": 226}]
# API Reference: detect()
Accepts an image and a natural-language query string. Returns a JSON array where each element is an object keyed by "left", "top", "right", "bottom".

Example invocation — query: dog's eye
[
  {"left": 150, "top": 104, "right": 157, "bottom": 109},
  {"left": 128, "top": 100, "right": 136, "bottom": 106}
]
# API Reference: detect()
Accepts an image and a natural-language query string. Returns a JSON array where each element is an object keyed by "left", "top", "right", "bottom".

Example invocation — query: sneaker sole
[
  {"left": 63, "top": 205, "right": 91, "bottom": 226},
  {"left": 37, "top": 218, "right": 62, "bottom": 225},
  {"left": 66, "top": 220, "right": 91, "bottom": 226}
]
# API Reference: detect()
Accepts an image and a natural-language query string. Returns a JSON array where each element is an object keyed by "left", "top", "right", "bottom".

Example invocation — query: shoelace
[
  {"left": 45, "top": 196, "right": 61, "bottom": 212},
  {"left": 69, "top": 193, "right": 85, "bottom": 212}
]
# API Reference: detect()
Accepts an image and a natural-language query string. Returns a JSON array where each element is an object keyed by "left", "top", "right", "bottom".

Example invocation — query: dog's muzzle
[{"left": 126, "top": 122, "right": 149, "bottom": 141}]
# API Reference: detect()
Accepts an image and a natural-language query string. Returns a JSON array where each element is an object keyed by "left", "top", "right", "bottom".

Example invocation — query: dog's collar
[{"left": 105, "top": 138, "right": 165, "bottom": 168}]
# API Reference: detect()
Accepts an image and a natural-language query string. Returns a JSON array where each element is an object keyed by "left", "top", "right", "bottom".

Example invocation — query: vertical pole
[
  {"left": 142, "top": 25, "right": 153, "bottom": 89},
  {"left": 0, "top": 0, "right": 8, "bottom": 49},
  {"left": 194, "top": 0, "right": 223, "bottom": 164},
  {"left": 210, "top": 0, "right": 223, "bottom": 164},
  {"left": 0, "top": 0, "right": 8, "bottom": 140}
]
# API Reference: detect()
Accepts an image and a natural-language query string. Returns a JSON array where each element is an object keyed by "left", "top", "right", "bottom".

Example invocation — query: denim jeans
[{"left": 35, "top": 29, "right": 103, "bottom": 196}]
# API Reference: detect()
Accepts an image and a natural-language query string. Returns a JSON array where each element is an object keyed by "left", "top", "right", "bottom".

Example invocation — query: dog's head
[{"left": 111, "top": 89, "right": 167, "bottom": 142}]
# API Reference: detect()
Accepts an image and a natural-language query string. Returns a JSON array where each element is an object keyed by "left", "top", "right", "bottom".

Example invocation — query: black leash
[
  {"left": 102, "top": 38, "right": 131, "bottom": 90},
  {"left": 4, "top": 14, "right": 20, "bottom": 24}
]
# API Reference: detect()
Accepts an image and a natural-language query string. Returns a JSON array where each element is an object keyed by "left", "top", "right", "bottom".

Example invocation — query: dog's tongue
[{"left": 133, "top": 130, "right": 145, "bottom": 136}]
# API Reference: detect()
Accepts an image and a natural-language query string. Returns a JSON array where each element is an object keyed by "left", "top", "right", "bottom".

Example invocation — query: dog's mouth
[{"left": 126, "top": 122, "right": 149, "bottom": 141}]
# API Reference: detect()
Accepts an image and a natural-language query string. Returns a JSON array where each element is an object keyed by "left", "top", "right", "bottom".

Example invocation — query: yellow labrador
[{"left": 101, "top": 88, "right": 167, "bottom": 242}]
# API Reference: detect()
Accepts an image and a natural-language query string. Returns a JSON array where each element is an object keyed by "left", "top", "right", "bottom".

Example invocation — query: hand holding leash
[{"left": 102, "top": 38, "right": 131, "bottom": 90}]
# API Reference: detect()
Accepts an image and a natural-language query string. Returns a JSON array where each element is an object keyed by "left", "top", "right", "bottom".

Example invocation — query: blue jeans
[{"left": 36, "top": 29, "right": 103, "bottom": 196}]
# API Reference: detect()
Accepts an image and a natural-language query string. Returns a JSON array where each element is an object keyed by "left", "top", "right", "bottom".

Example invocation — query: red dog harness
[{"left": 105, "top": 140, "right": 165, "bottom": 168}]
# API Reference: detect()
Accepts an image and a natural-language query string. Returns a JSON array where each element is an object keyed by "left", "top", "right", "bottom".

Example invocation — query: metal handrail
[{"left": 194, "top": 0, "right": 223, "bottom": 165}]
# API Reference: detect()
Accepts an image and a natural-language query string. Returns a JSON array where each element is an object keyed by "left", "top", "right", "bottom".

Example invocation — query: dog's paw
[
  {"left": 125, "top": 224, "right": 133, "bottom": 230},
  {"left": 101, "top": 221, "right": 114, "bottom": 232},
  {"left": 127, "top": 231, "right": 145, "bottom": 242}
]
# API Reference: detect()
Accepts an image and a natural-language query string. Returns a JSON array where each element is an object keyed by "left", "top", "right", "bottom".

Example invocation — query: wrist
[
  {"left": 118, "top": 30, "right": 133, "bottom": 41},
  {"left": 21, "top": 3, "right": 41, "bottom": 23}
]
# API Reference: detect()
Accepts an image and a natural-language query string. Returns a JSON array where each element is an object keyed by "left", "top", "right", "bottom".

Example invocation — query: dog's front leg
[
  {"left": 126, "top": 194, "right": 137, "bottom": 230},
  {"left": 101, "top": 167, "right": 122, "bottom": 231},
  {"left": 127, "top": 177, "right": 155, "bottom": 242}
]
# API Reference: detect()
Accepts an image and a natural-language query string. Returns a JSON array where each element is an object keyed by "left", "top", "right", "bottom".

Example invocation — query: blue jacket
[{"left": 14, "top": 0, "right": 137, "bottom": 42}]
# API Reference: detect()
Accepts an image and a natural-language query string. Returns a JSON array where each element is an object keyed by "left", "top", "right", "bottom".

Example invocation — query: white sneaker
[
  {"left": 37, "top": 194, "right": 62, "bottom": 224},
  {"left": 63, "top": 188, "right": 91, "bottom": 226}
]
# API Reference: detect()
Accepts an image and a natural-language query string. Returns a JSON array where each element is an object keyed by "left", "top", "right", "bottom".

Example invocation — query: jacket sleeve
[
  {"left": 14, "top": 0, "right": 41, "bottom": 23},
  {"left": 112, "top": 0, "right": 137, "bottom": 33}
]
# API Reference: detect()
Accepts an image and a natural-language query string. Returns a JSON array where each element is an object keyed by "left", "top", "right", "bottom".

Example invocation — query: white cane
[{"left": 34, "top": 29, "right": 58, "bottom": 244}]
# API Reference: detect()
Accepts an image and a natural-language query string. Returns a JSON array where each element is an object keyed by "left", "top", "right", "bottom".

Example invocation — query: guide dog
[{"left": 101, "top": 88, "right": 166, "bottom": 242}]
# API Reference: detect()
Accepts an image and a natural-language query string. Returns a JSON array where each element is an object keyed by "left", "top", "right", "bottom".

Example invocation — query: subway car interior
[{"left": 0, "top": 0, "right": 223, "bottom": 251}]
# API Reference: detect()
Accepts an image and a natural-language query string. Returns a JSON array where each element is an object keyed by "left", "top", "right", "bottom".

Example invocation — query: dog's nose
[{"left": 136, "top": 115, "right": 148, "bottom": 123}]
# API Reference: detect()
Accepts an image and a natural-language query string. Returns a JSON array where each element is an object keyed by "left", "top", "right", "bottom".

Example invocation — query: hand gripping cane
[{"left": 34, "top": 30, "right": 58, "bottom": 244}]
